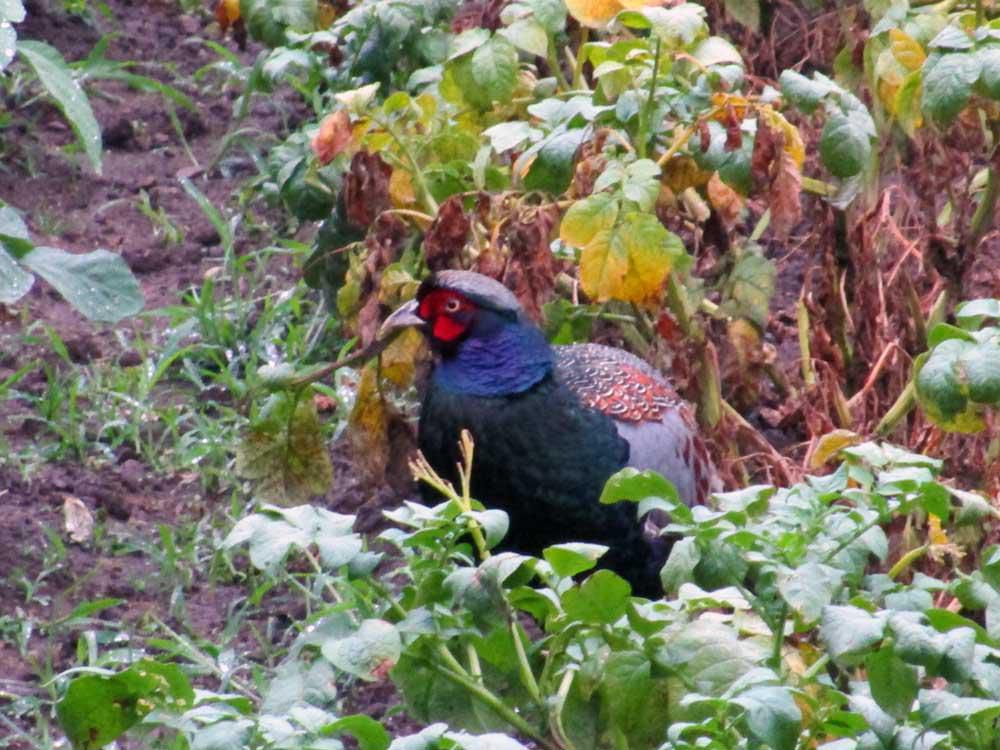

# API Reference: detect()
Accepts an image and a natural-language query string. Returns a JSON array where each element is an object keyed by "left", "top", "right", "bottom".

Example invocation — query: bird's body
[{"left": 381, "top": 271, "right": 717, "bottom": 594}]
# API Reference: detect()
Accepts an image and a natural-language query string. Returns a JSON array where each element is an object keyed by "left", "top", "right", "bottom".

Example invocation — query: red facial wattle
[
  {"left": 418, "top": 289, "right": 473, "bottom": 343},
  {"left": 432, "top": 315, "right": 467, "bottom": 342}
]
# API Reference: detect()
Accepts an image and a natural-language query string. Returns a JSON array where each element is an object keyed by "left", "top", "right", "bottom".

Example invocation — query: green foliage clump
[{"left": 55, "top": 440, "right": 1000, "bottom": 750}]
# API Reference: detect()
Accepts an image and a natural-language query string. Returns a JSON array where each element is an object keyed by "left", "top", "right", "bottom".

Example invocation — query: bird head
[
  {"left": 379, "top": 271, "right": 525, "bottom": 349},
  {"left": 379, "top": 271, "right": 552, "bottom": 395}
]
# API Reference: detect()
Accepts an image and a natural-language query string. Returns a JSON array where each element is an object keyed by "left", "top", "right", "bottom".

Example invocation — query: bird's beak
[{"left": 378, "top": 298, "right": 424, "bottom": 340}]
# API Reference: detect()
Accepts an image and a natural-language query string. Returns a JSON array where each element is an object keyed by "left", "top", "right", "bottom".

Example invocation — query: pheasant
[{"left": 380, "top": 270, "right": 717, "bottom": 594}]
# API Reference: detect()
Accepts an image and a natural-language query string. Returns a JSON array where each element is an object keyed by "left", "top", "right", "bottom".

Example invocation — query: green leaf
[
  {"left": 927, "top": 322, "right": 977, "bottom": 346},
  {"left": 523, "top": 129, "right": 585, "bottom": 194},
  {"left": 819, "top": 112, "right": 872, "bottom": 178},
  {"left": 483, "top": 121, "right": 540, "bottom": 153},
  {"left": 720, "top": 248, "right": 776, "bottom": 329},
  {"left": 322, "top": 619, "right": 402, "bottom": 681},
  {"left": 927, "top": 25, "right": 973, "bottom": 51},
  {"left": 0, "top": 204, "right": 31, "bottom": 257},
  {"left": 652, "top": 619, "right": 765, "bottom": 696},
  {"left": 848, "top": 695, "right": 895, "bottom": 747},
  {"left": 891, "top": 613, "right": 944, "bottom": 669},
  {"left": 778, "top": 70, "right": 835, "bottom": 113},
  {"left": 461, "top": 35, "right": 519, "bottom": 109},
  {"left": 224, "top": 504, "right": 360, "bottom": 571},
  {"left": 324, "top": 716, "right": 391, "bottom": 750},
  {"left": 240, "top": 0, "right": 317, "bottom": 46},
  {"left": 777, "top": 562, "right": 844, "bottom": 626},
  {"left": 56, "top": 661, "right": 194, "bottom": 750},
  {"left": 618, "top": 4, "right": 707, "bottom": 48},
  {"left": 526, "top": 0, "right": 565, "bottom": 33},
  {"left": 600, "top": 467, "right": 682, "bottom": 507},
  {"left": 19, "top": 246, "right": 143, "bottom": 322},
  {"left": 660, "top": 537, "right": 700, "bottom": 594},
  {"left": 895, "top": 70, "right": 923, "bottom": 138},
  {"left": 960, "top": 342, "right": 1000, "bottom": 404},
  {"left": 235, "top": 392, "right": 335, "bottom": 504},
  {"left": 562, "top": 569, "right": 631, "bottom": 624},
  {"left": 449, "top": 28, "right": 491, "bottom": 59},
  {"left": 866, "top": 647, "right": 918, "bottom": 720},
  {"left": 16, "top": 41, "right": 102, "bottom": 173},
  {"left": 921, "top": 52, "right": 981, "bottom": 126},
  {"left": 500, "top": 18, "right": 548, "bottom": 58},
  {"left": 0, "top": 23, "right": 15, "bottom": 71},
  {"left": 0, "top": 247, "right": 33, "bottom": 304},
  {"left": 692, "top": 37, "right": 743, "bottom": 68},
  {"left": 466, "top": 509, "right": 509, "bottom": 549},
  {"left": 978, "top": 45, "right": 1000, "bottom": 99},
  {"left": 731, "top": 686, "right": 801, "bottom": 750},
  {"left": 956, "top": 298, "right": 1000, "bottom": 328},
  {"left": 724, "top": 0, "right": 759, "bottom": 32},
  {"left": 0, "top": 0, "right": 26, "bottom": 23},
  {"left": 560, "top": 192, "right": 619, "bottom": 246},
  {"left": 821, "top": 606, "right": 886, "bottom": 663},
  {"left": 914, "top": 334, "right": 1000, "bottom": 433},
  {"left": 918, "top": 690, "right": 1000, "bottom": 728},
  {"left": 599, "top": 651, "right": 671, "bottom": 747},
  {"left": 543, "top": 543, "right": 608, "bottom": 577}
]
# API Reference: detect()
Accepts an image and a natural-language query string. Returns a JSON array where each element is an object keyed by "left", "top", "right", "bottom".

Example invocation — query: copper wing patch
[{"left": 557, "top": 356, "right": 682, "bottom": 423}]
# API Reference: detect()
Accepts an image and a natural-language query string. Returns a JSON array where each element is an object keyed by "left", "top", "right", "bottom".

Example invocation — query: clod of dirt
[
  {"left": 65, "top": 335, "right": 101, "bottom": 364},
  {"left": 95, "top": 490, "right": 130, "bottom": 521},
  {"left": 118, "top": 350, "right": 143, "bottom": 367},
  {"left": 119, "top": 459, "right": 145, "bottom": 493},
  {"left": 104, "top": 117, "right": 136, "bottom": 150},
  {"left": 194, "top": 226, "right": 221, "bottom": 246}
]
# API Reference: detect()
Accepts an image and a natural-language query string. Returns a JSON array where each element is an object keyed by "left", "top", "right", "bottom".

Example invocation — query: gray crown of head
[{"left": 432, "top": 270, "right": 523, "bottom": 315}]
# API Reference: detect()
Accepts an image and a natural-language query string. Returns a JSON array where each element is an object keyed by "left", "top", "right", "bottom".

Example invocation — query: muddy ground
[{"left": 0, "top": 0, "right": 998, "bottom": 747}]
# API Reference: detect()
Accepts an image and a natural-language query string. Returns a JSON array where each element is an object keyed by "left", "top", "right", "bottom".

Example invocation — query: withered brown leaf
[{"left": 343, "top": 151, "right": 393, "bottom": 230}]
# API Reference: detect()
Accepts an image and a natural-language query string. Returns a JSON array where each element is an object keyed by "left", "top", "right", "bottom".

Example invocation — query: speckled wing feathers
[
  {"left": 554, "top": 344, "right": 684, "bottom": 423},
  {"left": 554, "top": 343, "right": 717, "bottom": 505}
]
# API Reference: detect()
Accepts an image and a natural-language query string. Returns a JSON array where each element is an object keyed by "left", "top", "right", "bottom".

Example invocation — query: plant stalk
[
  {"left": 888, "top": 544, "right": 929, "bottom": 580},
  {"left": 428, "top": 662, "right": 557, "bottom": 749}
]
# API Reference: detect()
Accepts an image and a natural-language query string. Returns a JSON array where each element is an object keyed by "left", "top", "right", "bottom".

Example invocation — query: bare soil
[
  {"left": 1, "top": 0, "right": 998, "bottom": 746},
  {"left": 0, "top": 1, "right": 408, "bottom": 742}
]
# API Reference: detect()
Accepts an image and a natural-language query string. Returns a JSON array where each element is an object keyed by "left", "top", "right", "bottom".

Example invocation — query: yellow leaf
[
  {"left": 928, "top": 513, "right": 949, "bottom": 546},
  {"left": 214, "top": 0, "right": 240, "bottom": 30},
  {"left": 661, "top": 155, "right": 711, "bottom": 193},
  {"left": 312, "top": 110, "right": 353, "bottom": 165},
  {"left": 236, "top": 392, "right": 334, "bottom": 505},
  {"left": 889, "top": 28, "right": 926, "bottom": 72},
  {"left": 875, "top": 47, "right": 905, "bottom": 88},
  {"left": 706, "top": 171, "right": 744, "bottom": 227},
  {"left": 349, "top": 362, "right": 391, "bottom": 482},
  {"left": 580, "top": 229, "right": 630, "bottom": 300},
  {"left": 879, "top": 78, "right": 901, "bottom": 115},
  {"left": 389, "top": 168, "right": 417, "bottom": 208},
  {"left": 710, "top": 92, "right": 751, "bottom": 121},
  {"left": 564, "top": 0, "right": 620, "bottom": 27},
  {"left": 580, "top": 212, "right": 682, "bottom": 303},
  {"left": 810, "top": 429, "right": 862, "bottom": 469},
  {"left": 317, "top": 0, "right": 337, "bottom": 28},
  {"left": 564, "top": 0, "right": 623, "bottom": 28},
  {"left": 380, "top": 327, "right": 427, "bottom": 388},
  {"left": 759, "top": 107, "right": 805, "bottom": 169},
  {"left": 559, "top": 193, "right": 619, "bottom": 247}
]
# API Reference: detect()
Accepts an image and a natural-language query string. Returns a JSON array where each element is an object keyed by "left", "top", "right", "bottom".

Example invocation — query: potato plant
[
  {"left": 30, "top": 0, "right": 1000, "bottom": 747},
  {"left": 55, "top": 439, "right": 1000, "bottom": 749}
]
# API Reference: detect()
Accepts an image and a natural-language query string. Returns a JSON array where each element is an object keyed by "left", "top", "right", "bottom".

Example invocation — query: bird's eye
[{"left": 443, "top": 297, "right": 462, "bottom": 313}]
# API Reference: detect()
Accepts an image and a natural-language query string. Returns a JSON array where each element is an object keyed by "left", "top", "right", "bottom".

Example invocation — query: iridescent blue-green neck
[{"left": 432, "top": 311, "right": 554, "bottom": 397}]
